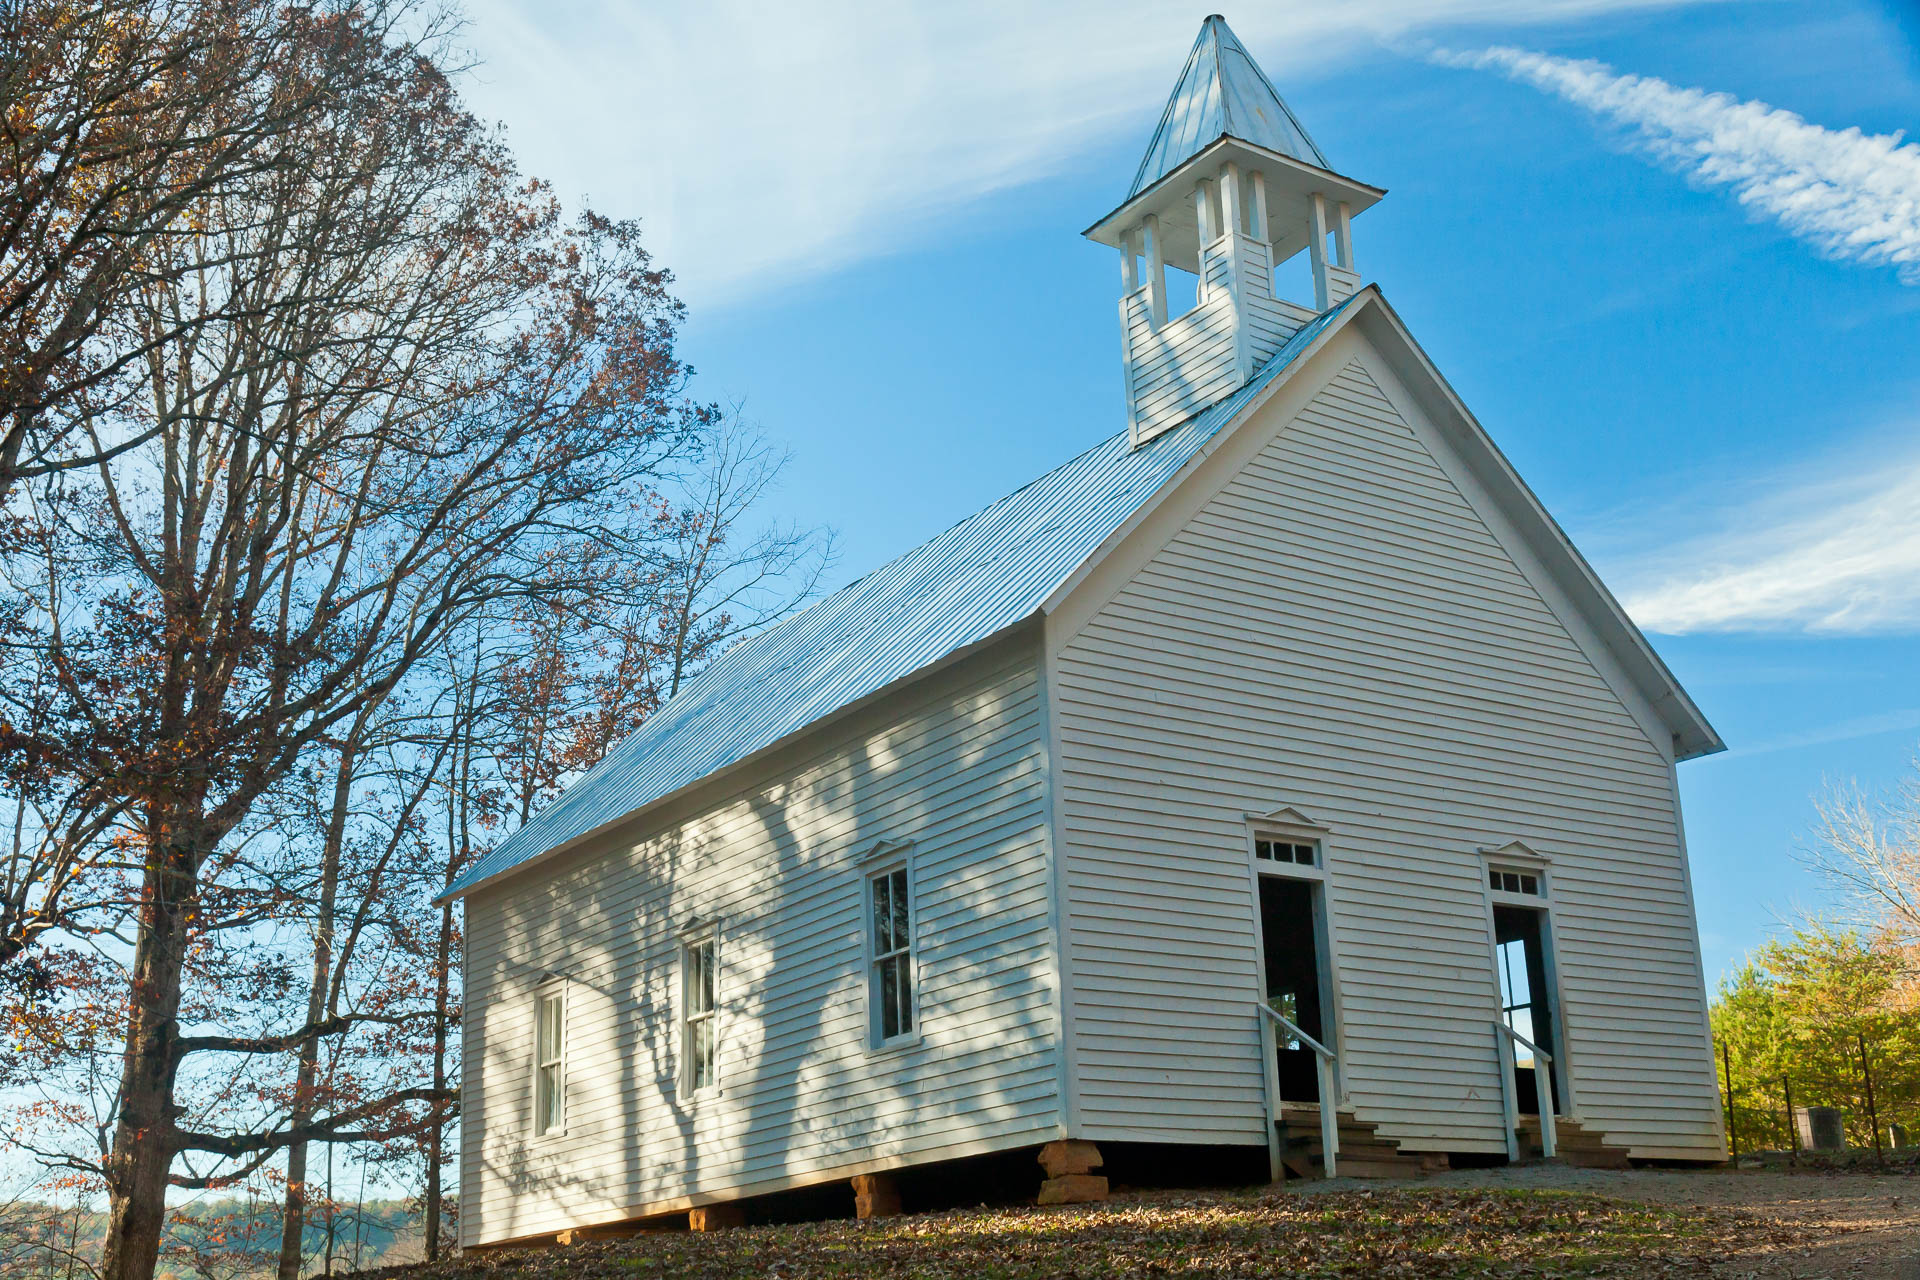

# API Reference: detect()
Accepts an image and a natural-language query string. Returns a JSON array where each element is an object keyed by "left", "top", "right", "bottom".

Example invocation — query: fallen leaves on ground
[{"left": 352, "top": 1186, "right": 1823, "bottom": 1280}]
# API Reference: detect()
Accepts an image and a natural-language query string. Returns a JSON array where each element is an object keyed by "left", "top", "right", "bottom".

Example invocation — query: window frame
[
  {"left": 1242, "top": 807, "right": 1331, "bottom": 885},
  {"left": 1479, "top": 841, "right": 1554, "bottom": 908},
  {"left": 861, "top": 840, "right": 919, "bottom": 1053},
  {"left": 678, "top": 926, "right": 720, "bottom": 1098},
  {"left": 1475, "top": 841, "right": 1576, "bottom": 1115},
  {"left": 1241, "top": 806, "right": 1344, "bottom": 1100},
  {"left": 531, "top": 981, "right": 567, "bottom": 1138},
  {"left": 1253, "top": 835, "right": 1323, "bottom": 873}
]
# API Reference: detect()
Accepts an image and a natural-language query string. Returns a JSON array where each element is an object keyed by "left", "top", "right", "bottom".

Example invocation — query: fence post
[
  {"left": 1783, "top": 1076, "right": 1797, "bottom": 1163},
  {"left": 1858, "top": 1033, "right": 1884, "bottom": 1169},
  {"left": 1721, "top": 1042, "right": 1738, "bottom": 1163}
]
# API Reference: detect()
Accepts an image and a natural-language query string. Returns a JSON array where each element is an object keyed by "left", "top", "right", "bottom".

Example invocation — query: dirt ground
[
  {"left": 382, "top": 1165, "right": 1915, "bottom": 1280},
  {"left": 1289, "top": 1164, "right": 1920, "bottom": 1279}
]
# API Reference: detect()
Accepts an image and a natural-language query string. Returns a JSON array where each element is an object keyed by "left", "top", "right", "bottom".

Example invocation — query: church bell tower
[{"left": 1085, "top": 16, "right": 1384, "bottom": 448}]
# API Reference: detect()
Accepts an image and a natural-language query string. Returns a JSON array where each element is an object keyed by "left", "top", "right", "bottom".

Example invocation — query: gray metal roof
[
  {"left": 1129, "top": 15, "right": 1329, "bottom": 200},
  {"left": 442, "top": 302, "right": 1354, "bottom": 900}
]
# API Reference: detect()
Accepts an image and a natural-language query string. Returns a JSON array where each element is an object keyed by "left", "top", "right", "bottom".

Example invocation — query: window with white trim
[
  {"left": 1489, "top": 866, "right": 1542, "bottom": 897},
  {"left": 533, "top": 987, "right": 565, "bottom": 1135},
  {"left": 681, "top": 935, "right": 717, "bottom": 1093},
  {"left": 868, "top": 866, "right": 914, "bottom": 1045},
  {"left": 1255, "top": 838, "right": 1318, "bottom": 867}
]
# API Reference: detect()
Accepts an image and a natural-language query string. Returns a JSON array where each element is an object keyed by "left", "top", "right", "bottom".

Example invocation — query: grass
[{"left": 353, "top": 1185, "right": 1814, "bottom": 1279}]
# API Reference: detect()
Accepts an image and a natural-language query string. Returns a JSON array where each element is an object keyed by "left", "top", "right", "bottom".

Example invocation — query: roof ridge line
[{"left": 1129, "top": 20, "right": 1215, "bottom": 199}]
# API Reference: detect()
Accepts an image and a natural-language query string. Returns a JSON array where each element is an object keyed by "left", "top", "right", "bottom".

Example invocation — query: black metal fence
[{"left": 1717, "top": 1032, "right": 1915, "bottom": 1164}]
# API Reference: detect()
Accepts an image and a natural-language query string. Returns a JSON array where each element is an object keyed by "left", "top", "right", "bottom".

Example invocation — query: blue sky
[{"left": 458, "top": 0, "right": 1920, "bottom": 986}]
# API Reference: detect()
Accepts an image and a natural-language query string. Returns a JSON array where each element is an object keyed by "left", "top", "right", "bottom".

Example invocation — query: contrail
[{"left": 1436, "top": 46, "right": 1920, "bottom": 282}]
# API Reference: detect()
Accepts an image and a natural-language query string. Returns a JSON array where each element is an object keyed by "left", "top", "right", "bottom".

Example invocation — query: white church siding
[
  {"left": 1049, "top": 329, "right": 1724, "bottom": 1160},
  {"left": 460, "top": 634, "right": 1061, "bottom": 1247},
  {"left": 1239, "top": 237, "right": 1311, "bottom": 368},
  {"left": 1124, "top": 239, "right": 1241, "bottom": 442}
]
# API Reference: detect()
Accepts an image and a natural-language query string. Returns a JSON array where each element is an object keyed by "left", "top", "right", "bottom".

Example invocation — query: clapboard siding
[
  {"left": 1051, "top": 348, "right": 1722, "bottom": 1159},
  {"left": 461, "top": 638, "right": 1060, "bottom": 1246},
  {"left": 1125, "top": 239, "right": 1242, "bottom": 442},
  {"left": 1122, "top": 233, "right": 1313, "bottom": 447},
  {"left": 1241, "top": 239, "right": 1304, "bottom": 366}
]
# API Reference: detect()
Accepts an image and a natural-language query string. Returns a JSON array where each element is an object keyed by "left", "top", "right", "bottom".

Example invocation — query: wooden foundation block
[
  {"left": 689, "top": 1203, "right": 744, "bottom": 1232},
  {"left": 1037, "top": 1139, "right": 1104, "bottom": 1178},
  {"left": 852, "top": 1173, "right": 902, "bottom": 1219},
  {"left": 556, "top": 1221, "right": 646, "bottom": 1245},
  {"left": 1036, "top": 1174, "right": 1109, "bottom": 1205}
]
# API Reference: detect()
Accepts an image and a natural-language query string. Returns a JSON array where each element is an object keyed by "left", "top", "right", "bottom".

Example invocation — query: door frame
[
  {"left": 1476, "top": 841, "right": 1576, "bottom": 1118},
  {"left": 1242, "top": 806, "right": 1346, "bottom": 1104}
]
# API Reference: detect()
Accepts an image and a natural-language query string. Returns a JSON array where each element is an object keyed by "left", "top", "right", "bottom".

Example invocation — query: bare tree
[
  {"left": 395, "top": 427, "right": 828, "bottom": 1256},
  {"left": 0, "top": 0, "right": 448, "bottom": 503},
  {"left": 3, "top": 8, "right": 834, "bottom": 1276},
  {"left": 268, "top": 701, "right": 454, "bottom": 1280},
  {"left": 653, "top": 413, "right": 833, "bottom": 700},
  {"left": 488, "top": 415, "right": 831, "bottom": 823},
  {"left": 1806, "top": 752, "right": 1920, "bottom": 954},
  {"left": 0, "top": 10, "right": 708, "bottom": 1278}
]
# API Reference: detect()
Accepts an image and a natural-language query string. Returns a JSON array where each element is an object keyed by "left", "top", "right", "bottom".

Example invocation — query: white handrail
[
  {"left": 1494, "top": 1020, "right": 1557, "bottom": 1161},
  {"left": 1258, "top": 1001, "right": 1339, "bottom": 1180}
]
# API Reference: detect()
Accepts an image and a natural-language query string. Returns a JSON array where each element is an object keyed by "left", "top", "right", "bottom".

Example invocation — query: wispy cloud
[
  {"left": 1616, "top": 443, "right": 1920, "bottom": 634},
  {"left": 458, "top": 2, "right": 1710, "bottom": 306},
  {"left": 1436, "top": 45, "right": 1920, "bottom": 281},
  {"left": 1730, "top": 706, "right": 1920, "bottom": 758}
]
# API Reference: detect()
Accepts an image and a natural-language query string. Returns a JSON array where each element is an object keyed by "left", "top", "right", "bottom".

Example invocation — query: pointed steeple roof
[{"left": 1130, "top": 15, "right": 1328, "bottom": 199}]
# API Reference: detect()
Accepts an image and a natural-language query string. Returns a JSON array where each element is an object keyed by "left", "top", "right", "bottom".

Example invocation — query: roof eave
[
  {"left": 432, "top": 613, "right": 1048, "bottom": 905},
  {"left": 1084, "top": 136, "right": 1385, "bottom": 247},
  {"left": 1344, "top": 295, "right": 1725, "bottom": 763}
]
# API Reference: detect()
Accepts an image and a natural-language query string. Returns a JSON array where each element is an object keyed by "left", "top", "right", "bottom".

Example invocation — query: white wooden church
[{"left": 443, "top": 16, "right": 1729, "bottom": 1247}]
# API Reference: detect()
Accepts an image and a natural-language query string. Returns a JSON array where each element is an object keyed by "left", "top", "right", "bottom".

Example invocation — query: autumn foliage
[{"left": 0, "top": 5, "right": 825, "bottom": 1280}]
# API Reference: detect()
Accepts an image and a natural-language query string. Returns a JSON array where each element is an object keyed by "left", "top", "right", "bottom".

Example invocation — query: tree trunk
[
  {"left": 274, "top": 1102, "right": 313, "bottom": 1280},
  {"left": 98, "top": 834, "right": 195, "bottom": 1280},
  {"left": 425, "top": 893, "right": 453, "bottom": 1261},
  {"left": 277, "top": 745, "right": 355, "bottom": 1280},
  {"left": 426, "top": 699, "right": 476, "bottom": 1263}
]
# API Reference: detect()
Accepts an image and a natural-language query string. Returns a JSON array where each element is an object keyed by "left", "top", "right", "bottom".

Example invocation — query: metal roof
[
  {"left": 1129, "top": 15, "right": 1329, "bottom": 201},
  {"left": 441, "top": 303, "right": 1354, "bottom": 900}
]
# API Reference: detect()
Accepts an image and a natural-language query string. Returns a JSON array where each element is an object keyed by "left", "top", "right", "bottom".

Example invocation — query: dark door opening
[
  {"left": 1494, "top": 905, "right": 1562, "bottom": 1115},
  {"left": 1259, "top": 876, "right": 1326, "bottom": 1103}
]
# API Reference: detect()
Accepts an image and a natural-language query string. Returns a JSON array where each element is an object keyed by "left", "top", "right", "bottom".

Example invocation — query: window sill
[{"left": 867, "top": 1032, "right": 923, "bottom": 1059}]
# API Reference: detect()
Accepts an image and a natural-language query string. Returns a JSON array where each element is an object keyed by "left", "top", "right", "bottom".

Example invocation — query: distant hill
[{"left": 0, "top": 1198, "right": 440, "bottom": 1279}]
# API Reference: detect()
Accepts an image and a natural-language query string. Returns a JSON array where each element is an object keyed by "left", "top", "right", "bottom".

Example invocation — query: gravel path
[{"left": 1290, "top": 1164, "right": 1919, "bottom": 1279}]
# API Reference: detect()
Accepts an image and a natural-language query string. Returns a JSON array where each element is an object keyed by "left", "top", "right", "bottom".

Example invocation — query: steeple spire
[
  {"left": 1086, "top": 15, "right": 1385, "bottom": 450},
  {"left": 1130, "top": 15, "right": 1327, "bottom": 199}
]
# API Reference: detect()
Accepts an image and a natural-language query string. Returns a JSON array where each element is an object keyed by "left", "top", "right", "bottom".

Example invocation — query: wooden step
[
  {"left": 1515, "top": 1116, "right": 1632, "bottom": 1169},
  {"left": 1278, "top": 1104, "right": 1425, "bottom": 1180}
]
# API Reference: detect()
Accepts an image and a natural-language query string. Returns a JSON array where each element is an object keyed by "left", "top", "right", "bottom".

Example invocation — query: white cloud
[
  {"left": 1437, "top": 45, "right": 1920, "bottom": 281},
  {"left": 457, "top": 1, "right": 1706, "bottom": 306},
  {"left": 1617, "top": 446, "right": 1920, "bottom": 634}
]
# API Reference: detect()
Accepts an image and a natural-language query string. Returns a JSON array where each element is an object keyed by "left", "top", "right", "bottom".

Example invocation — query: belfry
[{"left": 1084, "top": 16, "right": 1384, "bottom": 447}]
